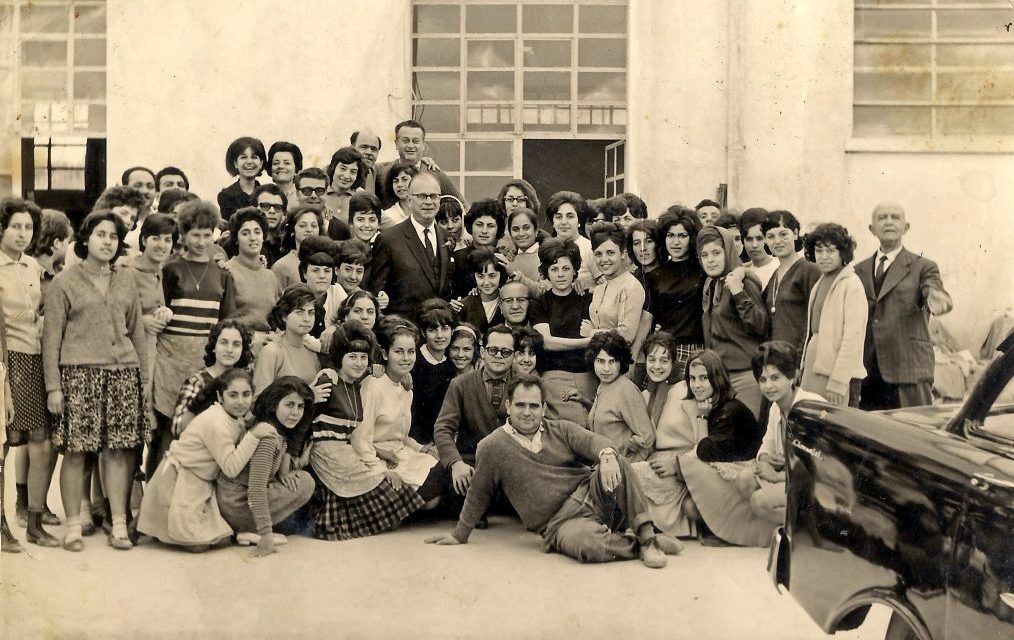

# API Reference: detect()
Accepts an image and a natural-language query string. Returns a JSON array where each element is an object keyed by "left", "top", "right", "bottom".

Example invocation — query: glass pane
[
  {"left": 577, "top": 72, "right": 625, "bottom": 102},
  {"left": 466, "top": 71, "right": 513, "bottom": 100},
  {"left": 854, "top": 10, "right": 931, "bottom": 39},
  {"left": 414, "top": 71, "right": 460, "bottom": 100},
  {"left": 524, "top": 71, "right": 570, "bottom": 101},
  {"left": 47, "top": 101, "right": 73, "bottom": 131},
  {"left": 35, "top": 165, "right": 48, "bottom": 190},
  {"left": 938, "top": 71, "right": 1014, "bottom": 102},
  {"left": 34, "top": 145, "right": 48, "bottom": 170},
  {"left": 521, "top": 104, "right": 571, "bottom": 132},
  {"left": 20, "top": 5, "right": 69, "bottom": 33},
  {"left": 414, "top": 38, "right": 460, "bottom": 67},
  {"left": 425, "top": 140, "right": 460, "bottom": 172},
  {"left": 579, "top": 38, "right": 626, "bottom": 68},
  {"left": 466, "top": 105, "right": 514, "bottom": 132},
  {"left": 465, "top": 141, "right": 512, "bottom": 172},
  {"left": 51, "top": 143, "right": 85, "bottom": 168},
  {"left": 937, "top": 44, "right": 1014, "bottom": 68},
  {"left": 523, "top": 40, "right": 570, "bottom": 68},
  {"left": 415, "top": 5, "right": 459, "bottom": 33},
  {"left": 937, "top": 10, "right": 1010, "bottom": 38},
  {"left": 463, "top": 175, "right": 510, "bottom": 203},
  {"left": 465, "top": 5, "right": 515, "bottom": 34},
  {"left": 51, "top": 169, "right": 85, "bottom": 190},
  {"left": 579, "top": 5, "right": 626, "bottom": 34},
  {"left": 854, "top": 44, "right": 930, "bottom": 68},
  {"left": 21, "top": 70, "right": 67, "bottom": 100},
  {"left": 21, "top": 41, "right": 68, "bottom": 66},
  {"left": 577, "top": 105, "right": 626, "bottom": 134},
  {"left": 467, "top": 40, "right": 513, "bottom": 68},
  {"left": 77, "top": 103, "right": 105, "bottom": 133},
  {"left": 416, "top": 104, "right": 460, "bottom": 134},
  {"left": 74, "top": 3, "right": 106, "bottom": 34},
  {"left": 616, "top": 146, "right": 625, "bottom": 175},
  {"left": 522, "top": 4, "right": 573, "bottom": 34},
  {"left": 853, "top": 106, "right": 931, "bottom": 136},
  {"left": 854, "top": 71, "right": 931, "bottom": 101},
  {"left": 74, "top": 70, "right": 105, "bottom": 100},
  {"left": 74, "top": 38, "right": 106, "bottom": 66},
  {"left": 937, "top": 106, "right": 1014, "bottom": 135}
]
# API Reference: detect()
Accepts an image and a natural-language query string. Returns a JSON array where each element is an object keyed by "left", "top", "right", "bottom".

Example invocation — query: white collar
[
  {"left": 517, "top": 242, "right": 540, "bottom": 255},
  {"left": 876, "top": 246, "right": 903, "bottom": 263},
  {"left": 409, "top": 215, "right": 436, "bottom": 242}
]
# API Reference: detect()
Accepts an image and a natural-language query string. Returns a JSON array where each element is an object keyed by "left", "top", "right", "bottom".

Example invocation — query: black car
[{"left": 769, "top": 331, "right": 1014, "bottom": 640}]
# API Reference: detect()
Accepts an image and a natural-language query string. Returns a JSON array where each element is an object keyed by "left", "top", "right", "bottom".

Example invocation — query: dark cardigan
[{"left": 695, "top": 397, "right": 763, "bottom": 462}]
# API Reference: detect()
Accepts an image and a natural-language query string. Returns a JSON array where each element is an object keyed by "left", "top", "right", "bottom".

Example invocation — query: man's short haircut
[
  {"left": 175, "top": 199, "right": 221, "bottom": 235},
  {"left": 695, "top": 199, "right": 721, "bottom": 211},
  {"left": 94, "top": 185, "right": 147, "bottom": 214},
  {"left": 537, "top": 237, "right": 582, "bottom": 278},
  {"left": 121, "top": 166, "right": 155, "bottom": 187},
  {"left": 751, "top": 340, "right": 800, "bottom": 382},
  {"left": 496, "top": 179, "right": 541, "bottom": 215},
  {"left": 803, "top": 222, "right": 856, "bottom": 266},
  {"left": 252, "top": 182, "right": 288, "bottom": 210},
  {"left": 28, "top": 208, "right": 73, "bottom": 257},
  {"left": 464, "top": 198, "right": 507, "bottom": 237},
  {"left": 624, "top": 219, "right": 657, "bottom": 264},
  {"left": 224, "top": 136, "right": 266, "bottom": 177},
  {"left": 137, "top": 213, "right": 179, "bottom": 252},
  {"left": 350, "top": 130, "right": 382, "bottom": 150},
  {"left": 761, "top": 210, "right": 804, "bottom": 252},
  {"left": 157, "top": 188, "right": 199, "bottom": 213},
  {"left": 348, "top": 192, "right": 382, "bottom": 224},
  {"left": 618, "top": 192, "right": 648, "bottom": 219},
  {"left": 73, "top": 209, "right": 128, "bottom": 262},
  {"left": 294, "top": 167, "right": 330, "bottom": 189},
  {"left": 483, "top": 324, "right": 516, "bottom": 348},
  {"left": 546, "top": 191, "right": 589, "bottom": 232},
  {"left": 155, "top": 166, "right": 189, "bottom": 191},
  {"left": 394, "top": 119, "right": 426, "bottom": 138},
  {"left": 585, "top": 330, "right": 633, "bottom": 374},
  {"left": 268, "top": 141, "right": 304, "bottom": 173},
  {"left": 506, "top": 372, "right": 545, "bottom": 403},
  {"left": 384, "top": 161, "right": 420, "bottom": 199},
  {"left": 326, "top": 147, "right": 366, "bottom": 191}
]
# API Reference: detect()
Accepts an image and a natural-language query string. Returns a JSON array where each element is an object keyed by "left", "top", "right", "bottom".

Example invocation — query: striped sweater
[{"left": 161, "top": 257, "right": 235, "bottom": 338}]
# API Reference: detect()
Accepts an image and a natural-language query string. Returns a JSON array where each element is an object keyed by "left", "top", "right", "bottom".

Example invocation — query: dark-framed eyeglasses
[
  {"left": 484, "top": 346, "right": 515, "bottom": 358},
  {"left": 504, "top": 195, "right": 528, "bottom": 204},
  {"left": 299, "top": 187, "right": 327, "bottom": 197},
  {"left": 258, "top": 202, "right": 285, "bottom": 213}
]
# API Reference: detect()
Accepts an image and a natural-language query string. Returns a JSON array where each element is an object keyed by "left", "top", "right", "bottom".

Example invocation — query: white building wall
[{"left": 106, "top": 0, "right": 412, "bottom": 199}]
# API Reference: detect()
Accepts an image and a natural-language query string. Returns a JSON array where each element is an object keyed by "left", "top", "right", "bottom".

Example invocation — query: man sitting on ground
[{"left": 426, "top": 373, "right": 683, "bottom": 568}]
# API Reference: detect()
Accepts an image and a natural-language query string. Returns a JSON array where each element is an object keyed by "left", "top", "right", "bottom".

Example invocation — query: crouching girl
[
  {"left": 138, "top": 369, "right": 276, "bottom": 551},
  {"left": 216, "top": 376, "right": 315, "bottom": 557}
]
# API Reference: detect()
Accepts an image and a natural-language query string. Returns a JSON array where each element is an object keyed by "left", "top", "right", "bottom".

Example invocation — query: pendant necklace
[
  {"left": 342, "top": 379, "right": 362, "bottom": 422},
  {"left": 184, "top": 259, "right": 212, "bottom": 292}
]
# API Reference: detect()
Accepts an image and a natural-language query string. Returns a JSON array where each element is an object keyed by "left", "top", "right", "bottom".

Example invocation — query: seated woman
[
  {"left": 800, "top": 223, "right": 867, "bottom": 407},
  {"left": 676, "top": 350, "right": 766, "bottom": 547},
  {"left": 409, "top": 300, "right": 457, "bottom": 445},
  {"left": 309, "top": 322, "right": 424, "bottom": 540},
  {"left": 216, "top": 376, "right": 316, "bottom": 558},
  {"left": 138, "top": 369, "right": 277, "bottom": 552},
  {"left": 566, "top": 331, "right": 654, "bottom": 462},
  {"left": 359, "top": 318, "right": 440, "bottom": 494},
  {"left": 630, "top": 332, "right": 703, "bottom": 537},
  {"left": 734, "top": 341, "right": 824, "bottom": 529},
  {"left": 456, "top": 247, "right": 507, "bottom": 335}
]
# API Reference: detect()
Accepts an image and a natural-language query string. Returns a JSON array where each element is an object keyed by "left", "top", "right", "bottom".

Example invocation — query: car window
[{"left": 979, "top": 372, "right": 1014, "bottom": 442}]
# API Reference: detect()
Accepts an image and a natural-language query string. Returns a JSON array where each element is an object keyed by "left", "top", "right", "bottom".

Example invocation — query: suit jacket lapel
[
  {"left": 467, "top": 370, "right": 495, "bottom": 424},
  {"left": 435, "top": 226, "right": 451, "bottom": 291},
  {"left": 400, "top": 221, "right": 438, "bottom": 288},
  {"left": 877, "top": 248, "right": 911, "bottom": 301}
]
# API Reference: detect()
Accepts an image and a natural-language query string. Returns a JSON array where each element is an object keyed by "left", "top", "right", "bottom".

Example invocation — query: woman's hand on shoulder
[{"left": 249, "top": 422, "right": 277, "bottom": 439}]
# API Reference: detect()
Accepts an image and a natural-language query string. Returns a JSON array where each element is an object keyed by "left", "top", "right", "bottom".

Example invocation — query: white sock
[
  {"left": 111, "top": 515, "right": 128, "bottom": 540},
  {"left": 65, "top": 516, "right": 82, "bottom": 542}
]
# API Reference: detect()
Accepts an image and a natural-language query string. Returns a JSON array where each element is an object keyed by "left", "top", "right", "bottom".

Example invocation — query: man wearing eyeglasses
[
  {"left": 498, "top": 281, "right": 531, "bottom": 329},
  {"left": 431, "top": 325, "right": 517, "bottom": 521},
  {"left": 293, "top": 168, "right": 350, "bottom": 241},
  {"left": 374, "top": 119, "right": 465, "bottom": 209},
  {"left": 367, "top": 171, "right": 452, "bottom": 318}
]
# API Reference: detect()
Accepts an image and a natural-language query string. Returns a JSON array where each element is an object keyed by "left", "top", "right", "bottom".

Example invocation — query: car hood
[{"left": 876, "top": 403, "right": 963, "bottom": 430}]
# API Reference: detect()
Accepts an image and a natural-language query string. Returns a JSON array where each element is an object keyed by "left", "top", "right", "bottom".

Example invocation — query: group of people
[{"left": 0, "top": 118, "right": 953, "bottom": 568}]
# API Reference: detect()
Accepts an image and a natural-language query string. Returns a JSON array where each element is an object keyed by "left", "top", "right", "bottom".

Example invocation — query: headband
[{"left": 453, "top": 325, "right": 477, "bottom": 341}]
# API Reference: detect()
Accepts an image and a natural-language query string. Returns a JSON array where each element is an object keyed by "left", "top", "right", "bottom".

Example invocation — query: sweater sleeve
[
  {"left": 828, "top": 277, "right": 869, "bottom": 393},
  {"left": 204, "top": 421, "right": 261, "bottom": 479},
  {"left": 618, "top": 383, "right": 655, "bottom": 455},
  {"left": 614, "top": 279, "right": 645, "bottom": 343},
  {"left": 433, "top": 378, "right": 465, "bottom": 468},
  {"left": 695, "top": 401, "right": 742, "bottom": 463},
  {"left": 352, "top": 380, "right": 384, "bottom": 471},
  {"left": 252, "top": 343, "right": 282, "bottom": 397},
  {"left": 219, "top": 270, "right": 237, "bottom": 320},
  {"left": 560, "top": 420, "right": 616, "bottom": 463},
  {"left": 246, "top": 434, "right": 282, "bottom": 535},
  {"left": 41, "top": 279, "right": 69, "bottom": 392},
  {"left": 451, "top": 437, "right": 498, "bottom": 542},
  {"left": 732, "top": 279, "right": 769, "bottom": 338},
  {"left": 125, "top": 280, "right": 149, "bottom": 389}
]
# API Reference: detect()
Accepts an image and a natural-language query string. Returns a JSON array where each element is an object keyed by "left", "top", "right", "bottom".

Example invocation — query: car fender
[{"left": 828, "top": 588, "right": 932, "bottom": 640}]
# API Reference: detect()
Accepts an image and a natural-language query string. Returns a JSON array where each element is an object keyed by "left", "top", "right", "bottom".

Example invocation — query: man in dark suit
[
  {"left": 856, "top": 201, "right": 952, "bottom": 410},
  {"left": 367, "top": 171, "right": 452, "bottom": 318},
  {"left": 374, "top": 120, "right": 465, "bottom": 209}
]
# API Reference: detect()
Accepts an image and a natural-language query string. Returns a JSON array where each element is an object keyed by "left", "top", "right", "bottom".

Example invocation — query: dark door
[
  {"left": 21, "top": 137, "right": 106, "bottom": 225},
  {"left": 522, "top": 138, "right": 618, "bottom": 228}
]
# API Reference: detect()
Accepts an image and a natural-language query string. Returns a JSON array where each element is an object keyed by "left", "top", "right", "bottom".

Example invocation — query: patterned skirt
[
  {"left": 313, "top": 479, "right": 424, "bottom": 541},
  {"left": 54, "top": 366, "right": 151, "bottom": 453},
  {"left": 5, "top": 351, "right": 53, "bottom": 444}
]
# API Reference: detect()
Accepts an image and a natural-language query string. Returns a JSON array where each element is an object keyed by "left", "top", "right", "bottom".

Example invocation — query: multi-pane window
[
  {"left": 604, "top": 140, "right": 623, "bottom": 196},
  {"left": 32, "top": 136, "right": 86, "bottom": 190},
  {"left": 412, "top": 0, "right": 627, "bottom": 202},
  {"left": 854, "top": 1, "right": 1014, "bottom": 138}
]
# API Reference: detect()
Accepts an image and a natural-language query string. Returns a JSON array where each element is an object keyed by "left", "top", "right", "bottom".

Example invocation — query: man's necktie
[
  {"left": 423, "top": 228, "right": 439, "bottom": 281},
  {"left": 490, "top": 379, "right": 505, "bottom": 418},
  {"left": 874, "top": 255, "right": 888, "bottom": 295}
]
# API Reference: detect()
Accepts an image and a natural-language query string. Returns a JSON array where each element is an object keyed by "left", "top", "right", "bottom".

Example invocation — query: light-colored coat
[{"left": 800, "top": 264, "right": 868, "bottom": 397}]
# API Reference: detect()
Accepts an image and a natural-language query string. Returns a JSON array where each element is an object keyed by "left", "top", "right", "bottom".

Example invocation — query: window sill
[{"left": 845, "top": 137, "right": 1014, "bottom": 155}]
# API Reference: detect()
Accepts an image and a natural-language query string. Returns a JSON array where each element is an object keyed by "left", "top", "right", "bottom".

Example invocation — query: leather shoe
[
  {"left": 639, "top": 540, "right": 667, "bottom": 569},
  {"left": 63, "top": 538, "right": 84, "bottom": 552},
  {"left": 654, "top": 534, "right": 684, "bottom": 555}
]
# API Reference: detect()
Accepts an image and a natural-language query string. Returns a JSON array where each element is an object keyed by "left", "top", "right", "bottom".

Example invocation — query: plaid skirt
[
  {"left": 5, "top": 351, "right": 53, "bottom": 444},
  {"left": 313, "top": 479, "right": 424, "bottom": 541},
  {"left": 53, "top": 366, "right": 151, "bottom": 453}
]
